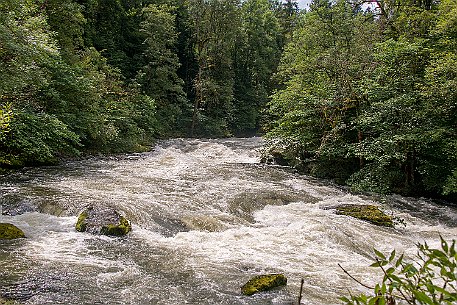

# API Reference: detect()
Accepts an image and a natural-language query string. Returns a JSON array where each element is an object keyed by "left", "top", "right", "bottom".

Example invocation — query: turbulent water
[{"left": 0, "top": 138, "right": 456, "bottom": 305}]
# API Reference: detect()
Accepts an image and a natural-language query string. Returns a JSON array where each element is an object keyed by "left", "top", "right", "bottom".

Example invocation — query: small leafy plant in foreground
[{"left": 340, "top": 237, "right": 457, "bottom": 304}]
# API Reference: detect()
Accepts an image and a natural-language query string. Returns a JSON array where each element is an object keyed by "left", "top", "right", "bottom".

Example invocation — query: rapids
[{"left": 0, "top": 138, "right": 456, "bottom": 304}]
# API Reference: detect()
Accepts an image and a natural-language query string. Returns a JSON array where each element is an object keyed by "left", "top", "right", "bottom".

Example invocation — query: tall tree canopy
[
  {"left": 0, "top": 0, "right": 286, "bottom": 164},
  {"left": 1, "top": 0, "right": 456, "bottom": 201},
  {"left": 186, "top": 0, "right": 240, "bottom": 136},
  {"left": 265, "top": 0, "right": 457, "bottom": 199},
  {"left": 232, "top": 0, "right": 282, "bottom": 135},
  {"left": 0, "top": 0, "right": 157, "bottom": 166}
]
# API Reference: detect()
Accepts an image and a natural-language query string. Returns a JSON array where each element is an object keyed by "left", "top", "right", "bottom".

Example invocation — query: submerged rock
[
  {"left": 75, "top": 206, "right": 132, "bottom": 236},
  {"left": 263, "top": 149, "right": 290, "bottom": 166},
  {"left": 181, "top": 215, "right": 226, "bottom": 232},
  {"left": 229, "top": 190, "right": 317, "bottom": 223},
  {"left": 0, "top": 194, "right": 38, "bottom": 216},
  {"left": 241, "top": 274, "right": 287, "bottom": 296},
  {"left": 335, "top": 204, "right": 393, "bottom": 227},
  {"left": 0, "top": 296, "right": 19, "bottom": 305},
  {"left": 0, "top": 223, "right": 25, "bottom": 239}
]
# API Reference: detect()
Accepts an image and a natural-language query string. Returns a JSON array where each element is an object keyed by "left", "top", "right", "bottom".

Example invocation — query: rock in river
[
  {"left": 241, "top": 274, "right": 288, "bottom": 296},
  {"left": 0, "top": 223, "right": 25, "bottom": 239},
  {"left": 75, "top": 206, "right": 132, "bottom": 236},
  {"left": 335, "top": 204, "right": 393, "bottom": 227}
]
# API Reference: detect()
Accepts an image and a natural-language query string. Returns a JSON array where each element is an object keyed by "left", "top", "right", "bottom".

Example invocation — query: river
[{"left": 0, "top": 138, "right": 456, "bottom": 304}]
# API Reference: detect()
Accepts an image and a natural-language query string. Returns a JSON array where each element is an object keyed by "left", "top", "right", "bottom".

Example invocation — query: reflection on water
[{"left": 0, "top": 138, "right": 456, "bottom": 304}]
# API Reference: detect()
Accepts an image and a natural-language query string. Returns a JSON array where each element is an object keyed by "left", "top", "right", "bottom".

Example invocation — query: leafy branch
[{"left": 340, "top": 237, "right": 457, "bottom": 305}]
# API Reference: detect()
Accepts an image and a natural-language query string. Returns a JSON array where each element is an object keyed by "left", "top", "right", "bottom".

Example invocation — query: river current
[{"left": 0, "top": 138, "right": 456, "bottom": 304}]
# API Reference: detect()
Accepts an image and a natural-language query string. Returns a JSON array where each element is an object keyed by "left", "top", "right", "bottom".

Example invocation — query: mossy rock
[
  {"left": 75, "top": 206, "right": 132, "bottom": 236},
  {"left": 100, "top": 215, "right": 131, "bottom": 236},
  {"left": 75, "top": 210, "right": 88, "bottom": 232},
  {"left": 0, "top": 296, "right": 20, "bottom": 305},
  {"left": 241, "top": 274, "right": 287, "bottom": 296},
  {"left": 336, "top": 204, "right": 393, "bottom": 227},
  {"left": 0, "top": 223, "right": 25, "bottom": 239}
]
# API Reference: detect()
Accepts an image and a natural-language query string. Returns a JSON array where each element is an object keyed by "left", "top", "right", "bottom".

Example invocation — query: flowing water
[{"left": 0, "top": 138, "right": 456, "bottom": 305}]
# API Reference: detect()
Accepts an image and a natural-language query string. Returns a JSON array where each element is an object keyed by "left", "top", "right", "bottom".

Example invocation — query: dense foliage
[
  {"left": 0, "top": 0, "right": 298, "bottom": 166},
  {"left": 0, "top": 0, "right": 297, "bottom": 166},
  {"left": 341, "top": 237, "right": 457, "bottom": 304},
  {"left": 1, "top": 0, "right": 456, "bottom": 200},
  {"left": 0, "top": 0, "right": 157, "bottom": 166},
  {"left": 265, "top": 0, "right": 457, "bottom": 199}
]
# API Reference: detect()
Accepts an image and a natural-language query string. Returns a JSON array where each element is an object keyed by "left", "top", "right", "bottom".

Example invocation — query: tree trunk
[
  {"left": 358, "top": 130, "right": 365, "bottom": 168},
  {"left": 191, "top": 65, "right": 202, "bottom": 137}
]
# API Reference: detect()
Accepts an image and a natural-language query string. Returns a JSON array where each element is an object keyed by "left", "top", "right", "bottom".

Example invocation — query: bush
[
  {"left": 341, "top": 237, "right": 457, "bottom": 305},
  {"left": 0, "top": 111, "right": 80, "bottom": 166}
]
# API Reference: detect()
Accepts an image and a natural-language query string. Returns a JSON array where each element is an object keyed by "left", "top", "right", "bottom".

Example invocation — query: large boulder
[
  {"left": 75, "top": 206, "right": 132, "bottom": 236},
  {"left": 335, "top": 204, "right": 393, "bottom": 227},
  {"left": 0, "top": 223, "right": 25, "bottom": 239},
  {"left": 241, "top": 274, "right": 287, "bottom": 296}
]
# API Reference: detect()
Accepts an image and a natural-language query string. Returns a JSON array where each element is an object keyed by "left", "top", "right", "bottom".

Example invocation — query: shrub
[{"left": 341, "top": 237, "right": 457, "bottom": 305}]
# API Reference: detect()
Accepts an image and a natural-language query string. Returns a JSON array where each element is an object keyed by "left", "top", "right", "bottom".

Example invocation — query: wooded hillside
[
  {"left": 1, "top": 0, "right": 456, "bottom": 199},
  {"left": 265, "top": 0, "right": 457, "bottom": 199}
]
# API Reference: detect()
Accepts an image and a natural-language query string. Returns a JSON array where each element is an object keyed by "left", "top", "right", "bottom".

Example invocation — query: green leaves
[
  {"left": 137, "top": 4, "right": 187, "bottom": 136},
  {"left": 346, "top": 38, "right": 431, "bottom": 194},
  {"left": 413, "top": 291, "right": 435, "bottom": 304},
  {"left": 265, "top": 0, "right": 379, "bottom": 181},
  {"left": 186, "top": 0, "right": 241, "bottom": 136},
  {"left": 0, "top": 0, "right": 162, "bottom": 166},
  {"left": 232, "top": 0, "right": 282, "bottom": 134},
  {"left": 0, "top": 103, "right": 13, "bottom": 134},
  {"left": 265, "top": 0, "right": 457, "bottom": 198},
  {"left": 342, "top": 237, "right": 457, "bottom": 305},
  {"left": 374, "top": 248, "right": 387, "bottom": 261},
  {"left": 0, "top": 0, "right": 57, "bottom": 103},
  {"left": 0, "top": 111, "right": 81, "bottom": 166}
]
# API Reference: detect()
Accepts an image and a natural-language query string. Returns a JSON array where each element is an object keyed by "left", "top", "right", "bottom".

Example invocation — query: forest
[{"left": 1, "top": 0, "right": 457, "bottom": 201}]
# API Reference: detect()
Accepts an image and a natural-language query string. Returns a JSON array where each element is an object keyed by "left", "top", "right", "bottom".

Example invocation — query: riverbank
[{"left": 261, "top": 140, "right": 457, "bottom": 205}]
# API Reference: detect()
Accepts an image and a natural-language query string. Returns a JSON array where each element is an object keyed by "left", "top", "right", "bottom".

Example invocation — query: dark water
[{"left": 0, "top": 138, "right": 456, "bottom": 304}]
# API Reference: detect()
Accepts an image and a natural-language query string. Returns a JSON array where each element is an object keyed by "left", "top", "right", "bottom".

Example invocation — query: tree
[
  {"left": 0, "top": 0, "right": 58, "bottom": 109},
  {"left": 266, "top": 0, "right": 378, "bottom": 181},
  {"left": 346, "top": 0, "right": 456, "bottom": 196},
  {"left": 232, "top": 0, "right": 282, "bottom": 135},
  {"left": 137, "top": 4, "right": 189, "bottom": 136},
  {"left": 0, "top": 103, "right": 13, "bottom": 142},
  {"left": 347, "top": 38, "right": 431, "bottom": 194},
  {"left": 44, "top": 0, "right": 86, "bottom": 63},
  {"left": 0, "top": 0, "right": 160, "bottom": 166},
  {"left": 264, "top": 0, "right": 457, "bottom": 199},
  {"left": 186, "top": 0, "right": 240, "bottom": 136},
  {"left": 0, "top": 0, "right": 80, "bottom": 166},
  {"left": 270, "top": 0, "right": 300, "bottom": 47},
  {"left": 418, "top": 0, "right": 457, "bottom": 196}
]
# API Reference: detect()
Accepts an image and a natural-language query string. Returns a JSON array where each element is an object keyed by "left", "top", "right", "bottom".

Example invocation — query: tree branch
[
  {"left": 338, "top": 263, "right": 375, "bottom": 290},
  {"left": 375, "top": 258, "right": 414, "bottom": 305}
]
